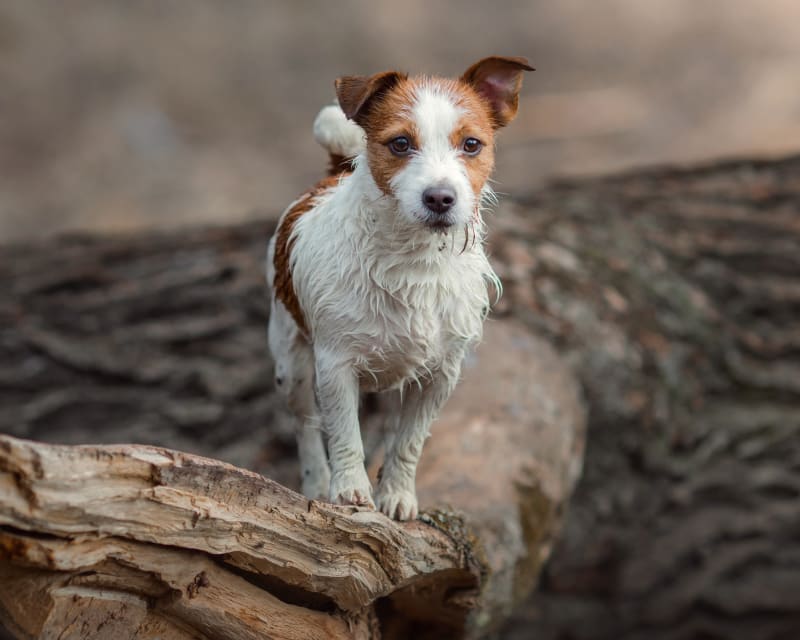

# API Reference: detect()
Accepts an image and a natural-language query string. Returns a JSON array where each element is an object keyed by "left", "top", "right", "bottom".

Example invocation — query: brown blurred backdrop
[{"left": 1, "top": 0, "right": 798, "bottom": 242}]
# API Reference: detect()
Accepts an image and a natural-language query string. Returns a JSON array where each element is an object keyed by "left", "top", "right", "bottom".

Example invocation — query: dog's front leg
[
  {"left": 315, "top": 353, "right": 374, "bottom": 507},
  {"left": 376, "top": 366, "right": 459, "bottom": 521}
]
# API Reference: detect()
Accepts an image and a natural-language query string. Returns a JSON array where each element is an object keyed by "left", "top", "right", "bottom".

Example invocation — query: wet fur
[{"left": 266, "top": 57, "right": 532, "bottom": 520}]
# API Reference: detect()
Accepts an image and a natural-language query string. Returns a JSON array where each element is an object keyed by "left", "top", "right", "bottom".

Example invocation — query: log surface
[
  {"left": 0, "top": 203, "right": 585, "bottom": 640},
  {"left": 491, "top": 154, "right": 800, "bottom": 640},
  {"left": 0, "top": 325, "right": 584, "bottom": 638},
  {"left": 2, "top": 152, "right": 799, "bottom": 639},
  {"left": 0, "top": 435, "right": 473, "bottom": 639},
  {"left": 0, "top": 435, "right": 477, "bottom": 612}
]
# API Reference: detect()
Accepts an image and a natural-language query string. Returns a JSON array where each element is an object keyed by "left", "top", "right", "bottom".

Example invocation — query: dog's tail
[{"left": 313, "top": 104, "right": 365, "bottom": 176}]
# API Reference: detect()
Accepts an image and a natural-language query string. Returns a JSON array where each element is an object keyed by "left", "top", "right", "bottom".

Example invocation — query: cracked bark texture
[
  {"left": 1, "top": 152, "right": 798, "bottom": 638},
  {"left": 492, "top": 154, "right": 800, "bottom": 640},
  {"left": 0, "top": 208, "right": 585, "bottom": 638}
]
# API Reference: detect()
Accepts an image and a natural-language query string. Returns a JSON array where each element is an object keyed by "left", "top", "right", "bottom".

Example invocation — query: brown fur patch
[
  {"left": 335, "top": 71, "right": 406, "bottom": 126},
  {"left": 360, "top": 76, "right": 499, "bottom": 199},
  {"left": 359, "top": 77, "right": 419, "bottom": 195},
  {"left": 327, "top": 153, "right": 352, "bottom": 176},
  {"left": 273, "top": 173, "right": 346, "bottom": 336},
  {"left": 333, "top": 58, "right": 530, "bottom": 201},
  {"left": 460, "top": 56, "right": 533, "bottom": 128},
  {"left": 449, "top": 89, "right": 497, "bottom": 198}
]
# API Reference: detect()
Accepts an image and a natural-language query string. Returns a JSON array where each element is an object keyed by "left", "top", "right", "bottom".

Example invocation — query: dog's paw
[
  {"left": 301, "top": 464, "right": 331, "bottom": 501},
  {"left": 375, "top": 486, "right": 419, "bottom": 521},
  {"left": 329, "top": 466, "right": 374, "bottom": 508}
]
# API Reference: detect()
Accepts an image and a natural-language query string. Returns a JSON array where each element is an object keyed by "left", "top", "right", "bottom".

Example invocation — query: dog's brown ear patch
[
  {"left": 335, "top": 71, "right": 406, "bottom": 128},
  {"left": 460, "top": 56, "right": 534, "bottom": 128}
]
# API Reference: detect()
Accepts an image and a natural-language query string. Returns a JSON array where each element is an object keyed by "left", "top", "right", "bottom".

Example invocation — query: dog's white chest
[
  {"left": 288, "top": 175, "right": 496, "bottom": 392},
  {"left": 357, "top": 292, "right": 446, "bottom": 389},
  {"left": 349, "top": 262, "right": 487, "bottom": 391}
]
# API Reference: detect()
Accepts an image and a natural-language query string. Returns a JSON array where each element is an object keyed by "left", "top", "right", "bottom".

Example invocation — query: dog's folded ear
[
  {"left": 460, "top": 56, "right": 534, "bottom": 129},
  {"left": 335, "top": 71, "right": 406, "bottom": 129}
]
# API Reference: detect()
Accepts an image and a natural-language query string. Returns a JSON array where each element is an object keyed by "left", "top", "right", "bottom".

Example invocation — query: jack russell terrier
[{"left": 266, "top": 56, "right": 532, "bottom": 520}]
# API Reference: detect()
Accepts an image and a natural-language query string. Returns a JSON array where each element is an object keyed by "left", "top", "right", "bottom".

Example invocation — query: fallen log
[
  {"left": 0, "top": 310, "right": 585, "bottom": 639},
  {"left": 3, "top": 151, "right": 796, "bottom": 639},
  {"left": 493, "top": 154, "right": 800, "bottom": 639}
]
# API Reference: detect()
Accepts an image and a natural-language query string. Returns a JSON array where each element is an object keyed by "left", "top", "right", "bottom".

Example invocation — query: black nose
[{"left": 422, "top": 186, "right": 456, "bottom": 214}]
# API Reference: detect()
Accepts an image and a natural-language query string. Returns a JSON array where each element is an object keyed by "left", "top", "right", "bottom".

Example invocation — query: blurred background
[
  {"left": 1, "top": 0, "right": 799, "bottom": 242},
  {"left": 1, "top": 4, "right": 799, "bottom": 638}
]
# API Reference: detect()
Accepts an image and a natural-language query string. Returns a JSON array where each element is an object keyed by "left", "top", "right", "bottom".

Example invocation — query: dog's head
[{"left": 335, "top": 56, "right": 533, "bottom": 233}]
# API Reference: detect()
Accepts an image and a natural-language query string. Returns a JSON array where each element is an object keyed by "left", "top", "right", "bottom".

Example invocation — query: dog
[{"left": 266, "top": 56, "right": 532, "bottom": 520}]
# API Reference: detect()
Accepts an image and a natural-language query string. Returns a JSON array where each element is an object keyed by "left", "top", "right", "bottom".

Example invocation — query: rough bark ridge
[
  {"left": 0, "top": 435, "right": 472, "bottom": 639},
  {"left": 491, "top": 154, "right": 800, "bottom": 640}
]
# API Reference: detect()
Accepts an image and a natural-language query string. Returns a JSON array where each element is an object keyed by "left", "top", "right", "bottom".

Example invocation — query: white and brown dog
[{"left": 266, "top": 56, "right": 532, "bottom": 520}]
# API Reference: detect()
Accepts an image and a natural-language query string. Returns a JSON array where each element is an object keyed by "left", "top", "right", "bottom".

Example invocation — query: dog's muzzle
[{"left": 422, "top": 185, "right": 457, "bottom": 231}]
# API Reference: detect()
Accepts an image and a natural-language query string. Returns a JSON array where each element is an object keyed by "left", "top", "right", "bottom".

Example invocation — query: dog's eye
[
  {"left": 462, "top": 138, "right": 482, "bottom": 155},
  {"left": 388, "top": 136, "right": 412, "bottom": 156}
]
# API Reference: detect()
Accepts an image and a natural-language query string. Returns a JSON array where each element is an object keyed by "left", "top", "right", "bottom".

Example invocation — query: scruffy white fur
[{"left": 266, "top": 95, "right": 500, "bottom": 521}]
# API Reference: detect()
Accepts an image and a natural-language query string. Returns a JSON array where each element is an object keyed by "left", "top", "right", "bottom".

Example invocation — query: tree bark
[
  {"left": 0, "top": 210, "right": 585, "bottom": 640},
  {"left": 1, "top": 152, "right": 797, "bottom": 639},
  {"left": 491, "top": 154, "right": 800, "bottom": 640}
]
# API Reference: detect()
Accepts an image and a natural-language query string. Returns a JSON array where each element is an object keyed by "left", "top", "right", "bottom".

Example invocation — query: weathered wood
[
  {"left": 0, "top": 536, "right": 368, "bottom": 640},
  {"left": 0, "top": 292, "right": 584, "bottom": 640},
  {"left": 3, "top": 151, "right": 796, "bottom": 639},
  {"left": 0, "top": 435, "right": 478, "bottom": 612}
]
